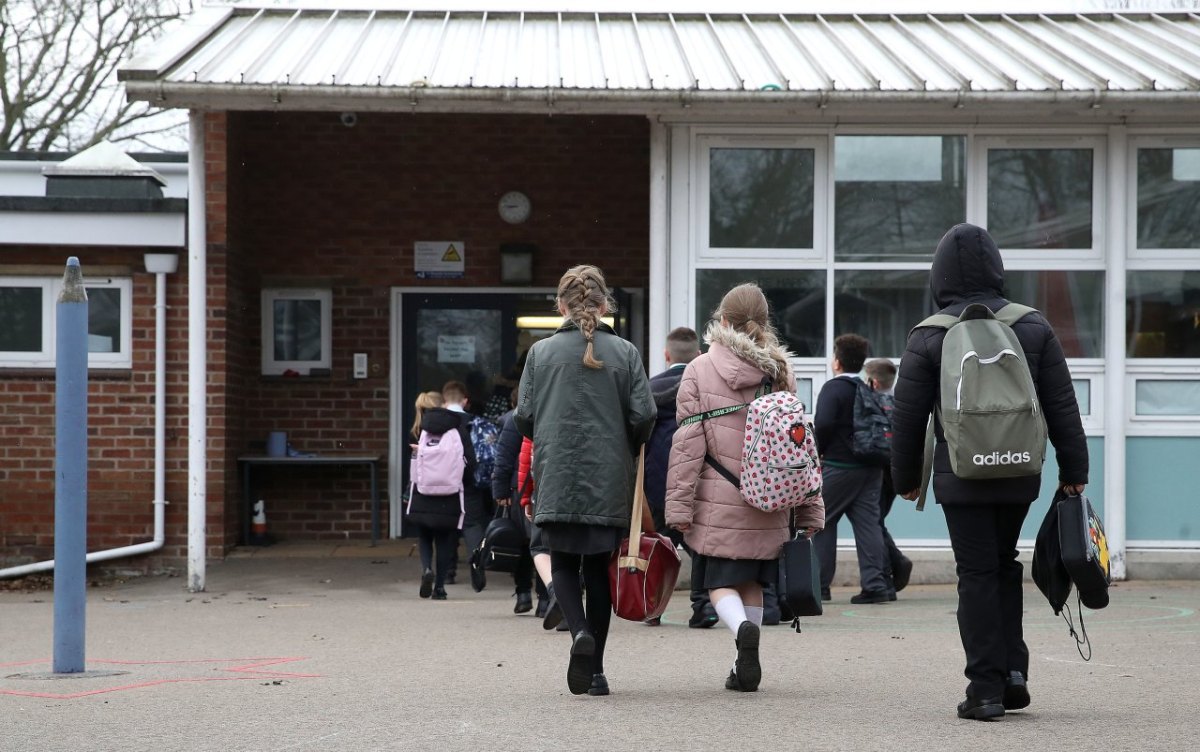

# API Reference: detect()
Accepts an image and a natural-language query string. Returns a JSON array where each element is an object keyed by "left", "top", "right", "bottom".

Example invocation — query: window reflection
[
  {"left": 834, "top": 270, "right": 934, "bottom": 356},
  {"left": 1137, "top": 148, "right": 1200, "bottom": 249},
  {"left": 834, "top": 136, "right": 966, "bottom": 261},
  {"left": 0, "top": 286, "right": 43, "bottom": 352},
  {"left": 1005, "top": 271, "right": 1104, "bottom": 358},
  {"left": 273, "top": 299, "right": 324, "bottom": 361},
  {"left": 987, "top": 149, "right": 1093, "bottom": 249},
  {"left": 695, "top": 269, "right": 825, "bottom": 357},
  {"left": 709, "top": 148, "right": 814, "bottom": 249},
  {"left": 1127, "top": 271, "right": 1200, "bottom": 358},
  {"left": 87, "top": 287, "right": 121, "bottom": 354}
]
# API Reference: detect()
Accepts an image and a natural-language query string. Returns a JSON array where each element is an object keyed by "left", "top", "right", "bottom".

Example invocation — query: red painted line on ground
[{"left": 0, "top": 656, "right": 320, "bottom": 700}]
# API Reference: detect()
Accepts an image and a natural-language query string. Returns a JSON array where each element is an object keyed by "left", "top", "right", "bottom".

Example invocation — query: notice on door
[
  {"left": 437, "top": 335, "right": 476, "bottom": 364},
  {"left": 415, "top": 241, "right": 465, "bottom": 279}
]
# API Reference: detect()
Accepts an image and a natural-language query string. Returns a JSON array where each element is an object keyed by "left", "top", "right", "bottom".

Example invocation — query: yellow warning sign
[{"left": 441, "top": 244, "right": 462, "bottom": 262}]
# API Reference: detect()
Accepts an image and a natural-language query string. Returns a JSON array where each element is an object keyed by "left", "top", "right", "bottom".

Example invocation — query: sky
[{"left": 205, "top": 0, "right": 1200, "bottom": 12}]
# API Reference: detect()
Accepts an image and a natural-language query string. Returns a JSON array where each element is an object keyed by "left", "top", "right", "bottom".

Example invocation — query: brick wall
[
  {"left": 0, "top": 245, "right": 192, "bottom": 572},
  {"left": 226, "top": 111, "right": 650, "bottom": 541}
]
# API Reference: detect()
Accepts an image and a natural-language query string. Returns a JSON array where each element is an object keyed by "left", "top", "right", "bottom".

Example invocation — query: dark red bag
[{"left": 610, "top": 447, "right": 681, "bottom": 622}]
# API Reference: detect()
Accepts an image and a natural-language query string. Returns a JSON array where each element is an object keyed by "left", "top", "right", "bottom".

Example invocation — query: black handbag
[
  {"left": 479, "top": 503, "right": 526, "bottom": 574},
  {"left": 777, "top": 531, "right": 822, "bottom": 632},
  {"left": 1058, "top": 491, "right": 1111, "bottom": 610}
]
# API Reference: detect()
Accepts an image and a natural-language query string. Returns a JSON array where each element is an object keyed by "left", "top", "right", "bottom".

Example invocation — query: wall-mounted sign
[
  {"left": 415, "top": 241, "right": 465, "bottom": 279},
  {"left": 437, "top": 335, "right": 476, "bottom": 364}
]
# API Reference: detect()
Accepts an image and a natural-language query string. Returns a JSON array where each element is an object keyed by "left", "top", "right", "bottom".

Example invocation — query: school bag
[
  {"left": 679, "top": 381, "right": 822, "bottom": 513},
  {"left": 915, "top": 302, "right": 1048, "bottom": 509},
  {"left": 407, "top": 428, "right": 466, "bottom": 528},
  {"left": 850, "top": 379, "right": 891, "bottom": 467},
  {"left": 468, "top": 414, "right": 499, "bottom": 490}
]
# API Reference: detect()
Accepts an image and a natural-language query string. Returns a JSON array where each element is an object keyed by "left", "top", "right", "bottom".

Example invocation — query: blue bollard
[{"left": 53, "top": 257, "right": 88, "bottom": 674}]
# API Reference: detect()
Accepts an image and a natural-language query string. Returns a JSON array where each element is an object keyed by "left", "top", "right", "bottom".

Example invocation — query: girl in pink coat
[{"left": 666, "top": 283, "right": 824, "bottom": 692}]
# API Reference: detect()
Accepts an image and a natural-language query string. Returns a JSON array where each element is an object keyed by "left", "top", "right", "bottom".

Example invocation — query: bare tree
[{"left": 0, "top": 0, "right": 191, "bottom": 152}]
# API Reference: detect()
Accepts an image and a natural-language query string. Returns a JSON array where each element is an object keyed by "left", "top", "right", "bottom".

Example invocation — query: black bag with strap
[
  {"left": 777, "top": 528, "right": 822, "bottom": 632},
  {"left": 478, "top": 503, "right": 526, "bottom": 574}
]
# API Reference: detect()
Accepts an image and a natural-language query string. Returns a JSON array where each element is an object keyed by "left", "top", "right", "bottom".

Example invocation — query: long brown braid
[
  {"left": 556, "top": 265, "right": 615, "bottom": 369},
  {"left": 715, "top": 283, "right": 791, "bottom": 388}
]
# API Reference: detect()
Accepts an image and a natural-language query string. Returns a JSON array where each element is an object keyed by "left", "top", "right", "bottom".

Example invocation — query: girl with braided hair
[{"left": 515, "top": 265, "right": 656, "bottom": 696}]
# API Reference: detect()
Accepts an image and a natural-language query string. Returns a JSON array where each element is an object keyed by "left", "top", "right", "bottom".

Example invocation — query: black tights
[
  {"left": 417, "top": 526, "right": 457, "bottom": 588},
  {"left": 550, "top": 551, "right": 612, "bottom": 674}
]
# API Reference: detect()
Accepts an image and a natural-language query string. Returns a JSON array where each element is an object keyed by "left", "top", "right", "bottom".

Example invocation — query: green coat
[{"left": 515, "top": 322, "right": 656, "bottom": 528}]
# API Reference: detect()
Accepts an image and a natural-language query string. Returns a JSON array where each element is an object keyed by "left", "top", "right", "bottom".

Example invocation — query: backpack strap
[
  {"left": 913, "top": 313, "right": 959, "bottom": 331},
  {"left": 994, "top": 303, "right": 1039, "bottom": 327},
  {"left": 679, "top": 403, "right": 748, "bottom": 427},
  {"left": 916, "top": 416, "right": 935, "bottom": 512},
  {"left": 704, "top": 454, "right": 741, "bottom": 490}
]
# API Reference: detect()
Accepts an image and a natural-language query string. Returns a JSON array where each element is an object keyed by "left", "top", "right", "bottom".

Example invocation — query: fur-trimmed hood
[{"left": 703, "top": 322, "right": 792, "bottom": 391}]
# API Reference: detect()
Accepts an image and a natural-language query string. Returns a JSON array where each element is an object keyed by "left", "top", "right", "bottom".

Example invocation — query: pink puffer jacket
[{"left": 665, "top": 325, "right": 823, "bottom": 560}]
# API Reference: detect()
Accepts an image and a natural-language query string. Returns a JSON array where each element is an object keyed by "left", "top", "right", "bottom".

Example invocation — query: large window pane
[
  {"left": 987, "top": 149, "right": 1093, "bottom": 249},
  {"left": 1127, "top": 271, "right": 1200, "bottom": 357},
  {"left": 709, "top": 148, "right": 814, "bottom": 249},
  {"left": 0, "top": 286, "right": 43, "bottom": 352},
  {"left": 834, "top": 135, "right": 966, "bottom": 261},
  {"left": 834, "top": 270, "right": 934, "bottom": 356},
  {"left": 1006, "top": 270, "right": 1104, "bottom": 358},
  {"left": 696, "top": 269, "right": 825, "bottom": 357},
  {"left": 273, "top": 299, "right": 324, "bottom": 361},
  {"left": 86, "top": 287, "right": 121, "bottom": 354},
  {"left": 1137, "top": 148, "right": 1200, "bottom": 249}
]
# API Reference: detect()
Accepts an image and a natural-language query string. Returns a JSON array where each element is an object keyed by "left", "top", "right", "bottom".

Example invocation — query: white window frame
[
  {"left": 971, "top": 136, "right": 1106, "bottom": 263},
  {"left": 0, "top": 275, "right": 132, "bottom": 369},
  {"left": 261, "top": 287, "right": 333, "bottom": 376},
  {"left": 695, "top": 132, "right": 828, "bottom": 264},
  {"left": 1066, "top": 362, "right": 1105, "bottom": 434},
  {"left": 1125, "top": 364, "right": 1200, "bottom": 435},
  {"left": 1127, "top": 135, "right": 1200, "bottom": 263}
]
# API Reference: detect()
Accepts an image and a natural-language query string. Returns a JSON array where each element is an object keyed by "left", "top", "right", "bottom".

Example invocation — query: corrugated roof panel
[
  {"left": 634, "top": 15, "right": 696, "bottom": 90},
  {"left": 127, "top": 9, "right": 1200, "bottom": 102},
  {"left": 428, "top": 13, "right": 485, "bottom": 87}
]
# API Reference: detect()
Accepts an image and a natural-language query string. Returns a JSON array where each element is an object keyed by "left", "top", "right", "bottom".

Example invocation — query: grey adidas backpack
[{"left": 915, "top": 302, "right": 1048, "bottom": 508}]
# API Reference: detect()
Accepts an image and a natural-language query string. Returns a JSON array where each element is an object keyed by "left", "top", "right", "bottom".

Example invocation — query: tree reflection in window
[
  {"left": 709, "top": 148, "right": 814, "bottom": 249},
  {"left": 1137, "top": 148, "right": 1200, "bottom": 249},
  {"left": 988, "top": 149, "right": 1093, "bottom": 249}
]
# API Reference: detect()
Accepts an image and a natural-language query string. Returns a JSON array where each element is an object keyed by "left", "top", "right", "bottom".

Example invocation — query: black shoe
[
  {"left": 567, "top": 632, "right": 596, "bottom": 695},
  {"left": 1003, "top": 671, "right": 1030, "bottom": 710},
  {"left": 556, "top": 620, "right": 570, "bottom": 632},
  {"left": 888, "top": 589, "right": 898, "bottom": 602},
  {"left": 734, "top": 622, "right": 761, "bottom": 692},
  {"left": 957, "top": 695, "right": 1005, "bottom": 720},
  {"left": 419, "top": 568, "right": 434, "bottom": 599},
  {"left": 431, "top": 587, "right": 447, "bottom": 601},
  {"left": 724, "top": 669, "right": 741, "bottom": 691},
  {"left": 514, "top": 591, "right": 533, "bottom": 614},
  {"left": 445, "top": 572, "right": 457, "bottom": 586},
  {"left": 893, "top": 556, "right": 913, "bottom": 592},
  {"left": 820, "top": 588, "right": 832, "bottom": 602},
  {"left": 688, "top": 607, "right": 719, "bottom": 629},
  {"left": 850, "top": 589, "right": 891, "bottom": 605},
  {"left": 588, "top": 673, "right": 610, "bottom": 696},
  {"left": 542, "top": 593, "right": 564, "bottom": 631},
  {"left": 535, "top": 596, "right": 549, "bottom": 618}
]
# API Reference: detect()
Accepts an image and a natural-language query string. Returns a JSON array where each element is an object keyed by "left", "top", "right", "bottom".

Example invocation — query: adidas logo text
[{"left": 972, "top": 450, "right": 1032, "bottom": 466}]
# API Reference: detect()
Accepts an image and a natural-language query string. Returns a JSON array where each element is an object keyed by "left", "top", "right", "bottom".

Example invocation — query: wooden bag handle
[{"left": 618, "top": 446, "right": 651, "bottom": 573}]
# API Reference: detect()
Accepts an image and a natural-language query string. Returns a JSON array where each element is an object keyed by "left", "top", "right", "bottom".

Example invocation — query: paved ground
[{"left": 1, "top": 543, "right": 1197, "bottom": 752}]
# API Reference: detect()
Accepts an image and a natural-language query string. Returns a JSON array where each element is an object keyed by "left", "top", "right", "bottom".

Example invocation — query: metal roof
[{"left": 121, "top": 7, "right": 1200, "bottom": 110}]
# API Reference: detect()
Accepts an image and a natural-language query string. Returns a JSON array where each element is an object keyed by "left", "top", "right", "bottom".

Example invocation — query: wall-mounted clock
[{"left": 498, "top": 191, "right": 532, "bottom": 224}]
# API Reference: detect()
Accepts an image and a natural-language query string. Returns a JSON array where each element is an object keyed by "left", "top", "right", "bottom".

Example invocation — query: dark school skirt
[
  {"left": 540, "top": 522, "right": 624, "bottom": 556},
  {"left": 693, "top": 553, "right": 777, "bottom": 590}
]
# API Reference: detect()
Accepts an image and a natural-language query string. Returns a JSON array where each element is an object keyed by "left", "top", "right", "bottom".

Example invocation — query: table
[{"left": 237, "top": 454, "right": 383, "bottom": 546}]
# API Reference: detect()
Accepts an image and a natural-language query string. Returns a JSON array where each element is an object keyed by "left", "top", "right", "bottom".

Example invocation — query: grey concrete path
[{"left": 1, "top": 544, "right": 1198, "bottom": 752}]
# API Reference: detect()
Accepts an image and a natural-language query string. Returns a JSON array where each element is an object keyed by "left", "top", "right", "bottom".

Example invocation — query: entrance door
[{"left": 392, "top": 288, "right": 639, "bottom": 536}]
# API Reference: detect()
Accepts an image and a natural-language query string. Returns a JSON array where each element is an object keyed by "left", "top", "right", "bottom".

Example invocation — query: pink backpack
[
  {"left": 407, "top": 428, "right": 466, "bottom": 527},
  {"left": 681, "top": 389, "right": 822, "bottom": 513}
]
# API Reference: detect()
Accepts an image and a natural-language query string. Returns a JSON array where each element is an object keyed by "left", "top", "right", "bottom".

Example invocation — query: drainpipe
[
  {"left": 0, "top": 254, "right": 177, "bottom": 579},
  {"left": 647, "top": 119, "right": 669, "bottom": 376},
  {"left": 1105, "top": 126, "right": 1128, "bottom": 581}
]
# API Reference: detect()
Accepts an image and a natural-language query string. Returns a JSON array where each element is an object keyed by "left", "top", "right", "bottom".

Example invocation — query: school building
[{"left": 3, "top": 4, "right": 1199, "bottom": 588}]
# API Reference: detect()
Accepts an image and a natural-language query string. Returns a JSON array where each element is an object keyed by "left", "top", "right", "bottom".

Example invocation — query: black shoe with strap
[{"left": 514, "top": 591, "right": 533, "bottom": 614}]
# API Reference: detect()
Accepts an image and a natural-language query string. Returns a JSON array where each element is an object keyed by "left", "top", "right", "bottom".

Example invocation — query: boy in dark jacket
[
  {"left": 890, "top": 223, "right": 1088, "bottom": 721},
  {"left": 644, "top": 326, "right": 716, "bottom": 628},
  {"left": 813, "top": 334, "right": 891, "bottom": 604},
  {"left": 863, "top": 358, "right": 913, "bottom": 597}
]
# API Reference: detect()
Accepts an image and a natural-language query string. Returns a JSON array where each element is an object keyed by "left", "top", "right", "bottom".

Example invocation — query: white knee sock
[
  {"left": 713, "top": 594, "right": 748, "bottom": 636},
  {"left": 745, "top": 606, "right": 764, "bottom": 626}
]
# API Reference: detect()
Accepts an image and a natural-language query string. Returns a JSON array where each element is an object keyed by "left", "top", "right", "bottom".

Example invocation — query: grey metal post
[{"left": 53, "top": 257, "right": 88, "bottom": 673}]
